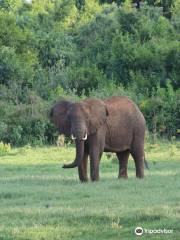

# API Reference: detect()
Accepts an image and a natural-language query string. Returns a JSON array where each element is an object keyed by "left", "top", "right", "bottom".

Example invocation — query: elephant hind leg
[
  {"left": 78, "top": 152, "right": 88, "bottom": 182},
  {"left": 116, "top": 150, "right": 130, "bottom": 179},
  {"left": 130, "top": 145, "right": 144, "bottom": 178}
]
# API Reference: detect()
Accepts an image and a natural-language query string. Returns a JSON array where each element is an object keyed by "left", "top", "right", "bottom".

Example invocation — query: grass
[{"left": 0, "top": 141, "right": 180, "bottom": 240}]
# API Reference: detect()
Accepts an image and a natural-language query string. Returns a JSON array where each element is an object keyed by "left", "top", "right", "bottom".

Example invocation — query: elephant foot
[
  {"left": 136, "top": 174, "right": 144, "bottom": 179},
  {"left": 90, "top": 175, "right": 99, "bottom": 182},
  {"left": 118, "top": 169, "right": 128, "bottom": 179},
  {"left": 118, "top": 174, "right": 128, "bottom": 179},
  {"left": 136, "top": 166, "right": 144, "bottom": 178},
  {"left": 90, "top": 173, "right": 99, "bottom": 182},
  {"left": 80, "top": 177, "right": 88, "bottom": 183}
]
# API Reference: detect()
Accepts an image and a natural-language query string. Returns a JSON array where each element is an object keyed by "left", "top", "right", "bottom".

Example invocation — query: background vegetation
[{"left": 0, "top": 0, "right": 179, "bottom": 146}]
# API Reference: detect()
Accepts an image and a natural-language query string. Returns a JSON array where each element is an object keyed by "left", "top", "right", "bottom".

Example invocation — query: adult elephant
[{"left": 50, "top": 96, "right": 146, "bottom": 182}]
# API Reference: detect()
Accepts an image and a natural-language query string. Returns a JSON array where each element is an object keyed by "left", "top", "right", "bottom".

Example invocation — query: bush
[
  {"left": 0, "top": 94, "right": 57, "bottom": 146},
  {"left": 0, "top": 141, "right": 11, "bottom": 156},
  {"left": 139, "top": 82, "right": 180, "bottom": 138},
  {"left": 0, "top": 1, "right": 179, "bottom": 145}
]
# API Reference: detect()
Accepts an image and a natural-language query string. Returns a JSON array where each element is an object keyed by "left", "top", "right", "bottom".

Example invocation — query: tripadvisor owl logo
[{"left": 135, "top": 227, "right": 143, "bottom": 236}]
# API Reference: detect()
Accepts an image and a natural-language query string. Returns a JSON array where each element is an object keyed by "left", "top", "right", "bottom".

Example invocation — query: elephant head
[{"left": 50, "top": 98, "right": 108, "bottom": 168}]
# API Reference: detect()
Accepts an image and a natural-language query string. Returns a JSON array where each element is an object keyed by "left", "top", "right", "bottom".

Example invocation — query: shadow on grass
[{"left": 0, "top": 192, "right": 24, "bottom": 200}]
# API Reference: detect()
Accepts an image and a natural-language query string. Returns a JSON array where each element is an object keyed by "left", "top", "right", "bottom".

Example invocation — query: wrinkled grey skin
[{"left": 50, "top": 96, "right": 146, "bottom": 182}]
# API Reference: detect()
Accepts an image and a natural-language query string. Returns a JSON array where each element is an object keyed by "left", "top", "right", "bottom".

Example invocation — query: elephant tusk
[
  {"left": 82, "top": 133, "right": 87, "bottom": 140},
  {"left": 71, "top": 134, "right": 76, "bottom": 140}
]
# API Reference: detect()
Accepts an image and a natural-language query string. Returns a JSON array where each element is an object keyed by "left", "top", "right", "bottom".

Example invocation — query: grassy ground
[{"left": 0, "top": 140, "right": 180, "bottom": 240}]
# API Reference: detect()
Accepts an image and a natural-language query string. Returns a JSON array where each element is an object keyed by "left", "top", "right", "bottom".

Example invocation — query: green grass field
[{"left": 0, "top": 141, "right": 180, "bottom": 240}]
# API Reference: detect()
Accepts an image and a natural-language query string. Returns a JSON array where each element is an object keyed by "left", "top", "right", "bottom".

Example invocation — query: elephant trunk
[
  {"left": 62, "top": 140, "right": 84, "bottom": 168},
  {"left": 71, "top": 120, "right": 87, "bottom": 141}
]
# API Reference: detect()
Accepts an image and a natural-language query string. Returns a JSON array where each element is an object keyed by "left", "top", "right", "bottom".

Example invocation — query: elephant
[{"left": 50, "top": 96, "right": 146, "bottom": 182}]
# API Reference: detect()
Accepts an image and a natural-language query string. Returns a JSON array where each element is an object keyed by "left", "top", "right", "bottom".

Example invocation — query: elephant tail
[
  {"left": 144, "top": 158, "right": 149, "bottom": 169},
  {"left": 62, "top": 161, "right": 77, "bottom": 168}
]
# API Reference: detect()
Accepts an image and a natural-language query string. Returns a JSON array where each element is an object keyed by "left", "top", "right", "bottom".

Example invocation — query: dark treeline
[{"left": 0, "top": 0, "right": 179, "bottom": 145}]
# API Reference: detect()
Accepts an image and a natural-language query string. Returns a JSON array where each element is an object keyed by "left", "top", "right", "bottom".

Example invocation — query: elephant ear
[
  {"left": 85, "top": 99, "right": 109, "bottom": 134},
  {"left": 50, "top": 100, "right": 73, "bottom": 136}
]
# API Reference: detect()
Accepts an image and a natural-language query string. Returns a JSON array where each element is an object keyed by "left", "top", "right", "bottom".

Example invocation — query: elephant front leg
[
  {"left": 89, "top": 130, "right": 105, "bottom": 181},
  {"left": 78, "top": 152, "right": 88, "bottom": 182},
  {"left": 90, "top": 157, "right": 99, "bottom": 181},
  {"left": 89, "top": 149, "right": 103, "bottom": 181}
]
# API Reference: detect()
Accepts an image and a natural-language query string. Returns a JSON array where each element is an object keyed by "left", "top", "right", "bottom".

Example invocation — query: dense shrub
[
  {"left": 0, "top": 141, "right": 11, "bottom": 156},
  {"left": 0, "top": 0, "right": 179, "bottom": 145},
  {"left": 139, "top": 83, "right": 180, "bottom": 137},
  {"left": 0, "top": 97, "right": 56, "bottom": 146}
]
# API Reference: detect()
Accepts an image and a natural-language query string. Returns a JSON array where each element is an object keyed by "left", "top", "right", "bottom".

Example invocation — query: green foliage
[
  {"left": 0, "top": 0, "right": 179, "bottom": 145},
  {"left": 139, "top": 82, "right": 179, "bottom": 136},
  {"left": 65, "top": 65, "right": 108, "bottom": 95},
  {"left": 0, "top": 141, "right": 11, "bottom": 156},
  {"left": 0, "top": 96, "right": 55, "bottom": 146}
]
